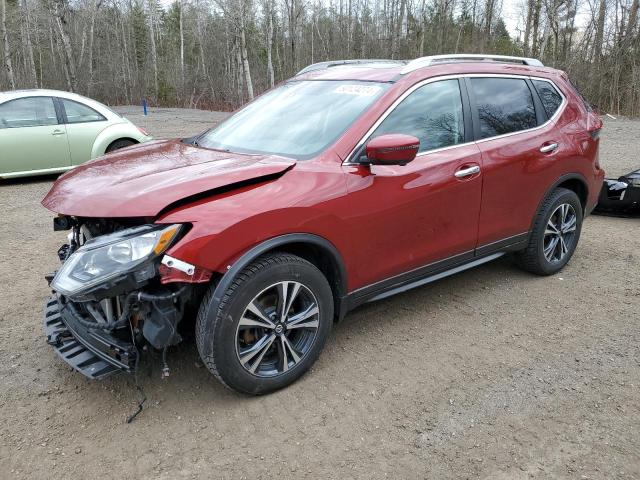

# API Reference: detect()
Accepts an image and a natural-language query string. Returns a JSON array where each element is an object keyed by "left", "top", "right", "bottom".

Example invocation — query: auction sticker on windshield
[{"left": 334, "top": 85, "right": 382, "bottom": 96}]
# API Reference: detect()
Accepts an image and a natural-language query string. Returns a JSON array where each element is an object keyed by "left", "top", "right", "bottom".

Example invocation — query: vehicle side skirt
[{"left": 344, "top": 231, "right": 529, "bottom": 312}]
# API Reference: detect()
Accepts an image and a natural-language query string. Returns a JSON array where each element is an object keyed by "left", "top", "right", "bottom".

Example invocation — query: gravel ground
[{"left": 0, "top": 110, "right": 638, "bottom": 479}]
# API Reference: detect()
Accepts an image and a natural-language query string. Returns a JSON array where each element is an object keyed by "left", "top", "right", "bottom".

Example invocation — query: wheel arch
[
  {"left": 533, "top": 173, "right": 589, "bottom": 231},
  {"left": 105, "top": 137, "right": 139, "bottom": 154},
  {"left": 90, "top": 122, "right": 147, "bottom": 159},
  {"left": 556, "top": 176, "right": 588, "bottom": 211},
  {"left": 208, "top": 234, "right": 349, "bottom": 323}
]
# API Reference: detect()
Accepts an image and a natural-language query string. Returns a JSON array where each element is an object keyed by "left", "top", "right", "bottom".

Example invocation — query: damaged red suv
[{"left": 42, "top": 54, "right": 604, "bottom": 394}]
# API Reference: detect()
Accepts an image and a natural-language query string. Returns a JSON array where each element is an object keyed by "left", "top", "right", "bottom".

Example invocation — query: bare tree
[
  {"left": 21, "top": 0, "right": 38, "bottom": 88},
  {"left": 1, "top": 0, "right": 15, "bottom": 89},
  {"left": 147, "top": 0, "right": 159, "bottom": 101},
  {"left": 0, "top": 0, "right": 638, "bottom": 115},
  {"left": 51, "top": 0, "right": 78, "bottom": 91}
]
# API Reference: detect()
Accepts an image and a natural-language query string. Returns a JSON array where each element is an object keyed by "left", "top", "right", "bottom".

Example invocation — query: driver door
[
  {"left": 344, "top": 78, "right": 483, "bottom": 289},
  {"left": 0, "top": 96, "right": 70, "bottom": 176}
]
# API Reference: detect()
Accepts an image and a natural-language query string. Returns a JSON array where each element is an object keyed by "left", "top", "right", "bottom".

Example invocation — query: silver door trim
[{"left": 343, "top": 74, "right": 567, "bottom": 165}]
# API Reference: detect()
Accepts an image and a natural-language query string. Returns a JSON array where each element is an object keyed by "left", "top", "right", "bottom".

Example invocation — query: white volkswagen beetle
[{"left": 0, "top": 89, "right": 152, "bottom": 179}]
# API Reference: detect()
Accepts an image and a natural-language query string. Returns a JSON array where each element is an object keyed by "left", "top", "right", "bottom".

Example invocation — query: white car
[{"left": 0, "top": 89, "right": 152, "bottom": 179}]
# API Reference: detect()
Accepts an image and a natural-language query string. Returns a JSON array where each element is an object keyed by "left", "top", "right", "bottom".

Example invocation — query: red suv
[{"left": 42, "top": 54, "right": 604, "bottom": 394}]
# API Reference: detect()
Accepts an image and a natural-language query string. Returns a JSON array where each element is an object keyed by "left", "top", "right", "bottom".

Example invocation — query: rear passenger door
[{"left": 468, "top": 76, "right": 567, "bottom": 250}]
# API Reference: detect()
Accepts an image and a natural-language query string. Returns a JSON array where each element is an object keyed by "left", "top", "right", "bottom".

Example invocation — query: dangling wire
[{"left": 126, "top": 320, "right": 147, "bottom": 424}]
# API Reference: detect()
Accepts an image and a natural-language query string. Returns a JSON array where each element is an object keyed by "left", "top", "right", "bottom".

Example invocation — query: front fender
[
  {"left": 157, "top": 167, "right": 354, "bottom": 287},
  {"left": 90, "top": 121, "right": 151, "bottom": 158}
]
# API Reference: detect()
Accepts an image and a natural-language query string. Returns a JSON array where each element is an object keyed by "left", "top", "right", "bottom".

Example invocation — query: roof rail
[
  {"left": 401, "top": 54, "right": 544, "bottom": 74},
  {"left": 297, "top": 59, "right": 405, "bottom": 76}
]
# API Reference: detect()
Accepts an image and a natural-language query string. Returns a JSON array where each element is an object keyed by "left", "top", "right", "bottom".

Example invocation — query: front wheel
[
  {"left": 196, "top": 253, "right": 333, "bottom": 395},
  {"left": 515, "top": 187, "right": 583, "bottom": 275}
]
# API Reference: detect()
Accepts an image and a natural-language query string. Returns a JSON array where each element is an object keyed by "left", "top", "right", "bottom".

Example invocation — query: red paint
[
  {"left": 42, "top": 140, "right": 295, "bottom": 218},
  {"left": 365, "top": 134, "right": 420, "bottom": 164},
  {"left": 159, "top": 263, "right": 212, "bottom": 284},
  {"left": 43, "top": 62, "right": 604, "bottom": 293}
]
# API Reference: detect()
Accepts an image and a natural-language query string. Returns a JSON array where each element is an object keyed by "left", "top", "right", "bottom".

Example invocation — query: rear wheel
[
  {"left": 196, "top": 253, "right": 333, "bottom": 395},
  {"left": 105, "top": 139, "right": 136, "bottom": 153},
  {"left": 515, "top": 187, "right": 583, "bottom": 275}
]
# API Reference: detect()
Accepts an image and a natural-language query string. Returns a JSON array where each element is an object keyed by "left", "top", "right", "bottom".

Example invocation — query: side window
[
  {"left": 61, "top": 99, "right": 106, "bottom": 124},
  {"left": 532, "top": 80, "right": 563, "bottom": 118},
  {"left": 470, "top": 78, "right": 537, "bottom": 139},
  {"left": 370, "top": 79, "right": 465, "bottom": 153},
  {"left": 0, "top": 97, "right": 58, "bottom": 129}
]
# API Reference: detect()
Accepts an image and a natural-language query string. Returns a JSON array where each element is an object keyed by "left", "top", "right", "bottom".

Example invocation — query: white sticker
[{"left": 334, "top": 85, "right": 382, "bottom": 97}]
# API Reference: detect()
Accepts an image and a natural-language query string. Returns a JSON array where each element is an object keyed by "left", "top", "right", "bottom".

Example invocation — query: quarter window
[
  {"left": 370, "top": 79, "right": 465, "bottom": 153},
  {"left": 532, "top": 80, "right": 563, "bottom": 118},
  {"left": 470, "top": 78, "right": 537, "bottom": 139},
  {"left": 61, "top": 99, "right": 105, "bottom": 124},
  {"left": 0, "top": 97, "right": 58, "bottom": 129}
]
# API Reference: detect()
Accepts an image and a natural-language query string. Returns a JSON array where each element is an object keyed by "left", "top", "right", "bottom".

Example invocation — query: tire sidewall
[
  {"left": 106, "top": 139, "right": 135, "bottom": 153},
  {"left": 206, "top": 259, "right": 333, "bottom": 395},
  {"left": 535, "top": 190, "right": 583, "bottom": 274}
]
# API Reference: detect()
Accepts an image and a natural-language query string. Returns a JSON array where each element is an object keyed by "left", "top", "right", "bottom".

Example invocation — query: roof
[
  {"left": 0, "top": 89, "right": 95, "bottom": 102},
  {"left": 294, "top": 55, "right": 560, "bottom": 83},
  {"left": 296, "top": 63, "right": 407, "bottom": 82}
]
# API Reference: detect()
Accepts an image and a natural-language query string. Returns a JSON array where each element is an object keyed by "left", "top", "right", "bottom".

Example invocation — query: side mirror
[{"left": 365, "top": 134, "right": 420, "bottom": 166}]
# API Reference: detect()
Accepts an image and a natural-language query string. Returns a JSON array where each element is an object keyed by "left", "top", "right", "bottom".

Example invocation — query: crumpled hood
[{"left": 42, "top": 139, "right": 296, "bottom": 218}]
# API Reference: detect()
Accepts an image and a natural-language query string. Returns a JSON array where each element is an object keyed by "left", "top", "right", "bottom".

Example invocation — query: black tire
[
  {"left": 515, "top": 187, "right": 583, "bottom": 275},
  {"left": 196, "top": 253, "right": 333, "bottom": 395},
  {"left": 105, "top": 139, "right": 136, "bottom": 153}
]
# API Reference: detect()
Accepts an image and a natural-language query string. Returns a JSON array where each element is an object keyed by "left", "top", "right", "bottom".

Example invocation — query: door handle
[
  {"left": 52, "top": 129, "right": 65, "bottom": 136},
  {"left": 454, "top": 165, "right": 481, "bottom": 178},
  {"left": 540, "top": 142, "right": 558, "bottom": 153}
]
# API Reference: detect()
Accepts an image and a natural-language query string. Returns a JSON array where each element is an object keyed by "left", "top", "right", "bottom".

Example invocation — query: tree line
[{"left": 1, "top": 0, "right": 639, "bottom": 115}]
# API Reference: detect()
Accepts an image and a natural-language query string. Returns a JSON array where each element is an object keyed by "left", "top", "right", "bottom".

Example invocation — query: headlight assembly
[{"left": 51, "top": 224, "right": 182, "bottom": 297}]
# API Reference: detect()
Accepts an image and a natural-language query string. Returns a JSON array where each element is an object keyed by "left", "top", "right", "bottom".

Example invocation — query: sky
[
  {"left": 501, "top": 0, "right": 592, "bottom": 40},
  {"left": 502, "top": 0, "right": 526, "bottom": 39}
]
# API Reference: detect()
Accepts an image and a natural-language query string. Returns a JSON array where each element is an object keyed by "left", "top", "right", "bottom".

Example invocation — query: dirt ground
[{"left": 1, "top": 108, "right": 639, "bottom": 479}]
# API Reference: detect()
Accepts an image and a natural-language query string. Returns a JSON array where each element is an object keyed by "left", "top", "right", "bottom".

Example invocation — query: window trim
[
  {"left": 466, "top": 75, "right": 541, "bottom": 141},
  {"left": 530, "top": 78, "right": 565, "bottom": 120},
  {"left": 465, "top": 74, "right": 567, "bottom": 144},
  {"left": 0, "top": 95, "right": 61, "bottom": 129},
  {"left": 57, "top": 97, "right": 107, "bottom": 125},
  {"left": 344, "top": 75, "right": 472, "bottom": 165},
  {"left": 344, "top": 73, "right": 567, "bottom": 164}
]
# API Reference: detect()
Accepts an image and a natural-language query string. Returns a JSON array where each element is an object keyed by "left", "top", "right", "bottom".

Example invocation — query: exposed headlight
[{"left": 51, "top": 224, "right": 182, "bottom": 296}]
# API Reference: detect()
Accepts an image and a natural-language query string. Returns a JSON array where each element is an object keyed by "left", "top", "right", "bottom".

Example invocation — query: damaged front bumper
[
  {"left": 43, "top": 296, "right": 136, "bottom": 379},
  {"left": 42, "top": 219, "right": 212, "bottom": 380}
]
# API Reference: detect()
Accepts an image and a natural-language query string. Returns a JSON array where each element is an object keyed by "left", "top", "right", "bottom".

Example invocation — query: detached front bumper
[{"left": 43, "top": 296, "right": 136, "bottom": 379}]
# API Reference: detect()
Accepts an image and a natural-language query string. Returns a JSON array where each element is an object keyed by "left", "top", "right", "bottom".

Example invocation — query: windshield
[{"left": 197, "top": 80, "right": 389, "bottom": 159}]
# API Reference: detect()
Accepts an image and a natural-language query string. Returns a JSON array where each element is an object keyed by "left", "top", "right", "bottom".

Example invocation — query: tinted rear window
[
  {"left": 532, "top": 80, "right": 563, "bottom": 118},
  {"left": 470, "top": 78, "right": 537, "bottom": 139}
]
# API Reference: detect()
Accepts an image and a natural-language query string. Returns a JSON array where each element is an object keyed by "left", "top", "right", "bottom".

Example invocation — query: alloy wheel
[
  {"left": 235, "top": 281, "right": 320, "bottom": 378},
  {"left": 543, "top": 203, "right": 577, "bottom": 263}
]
